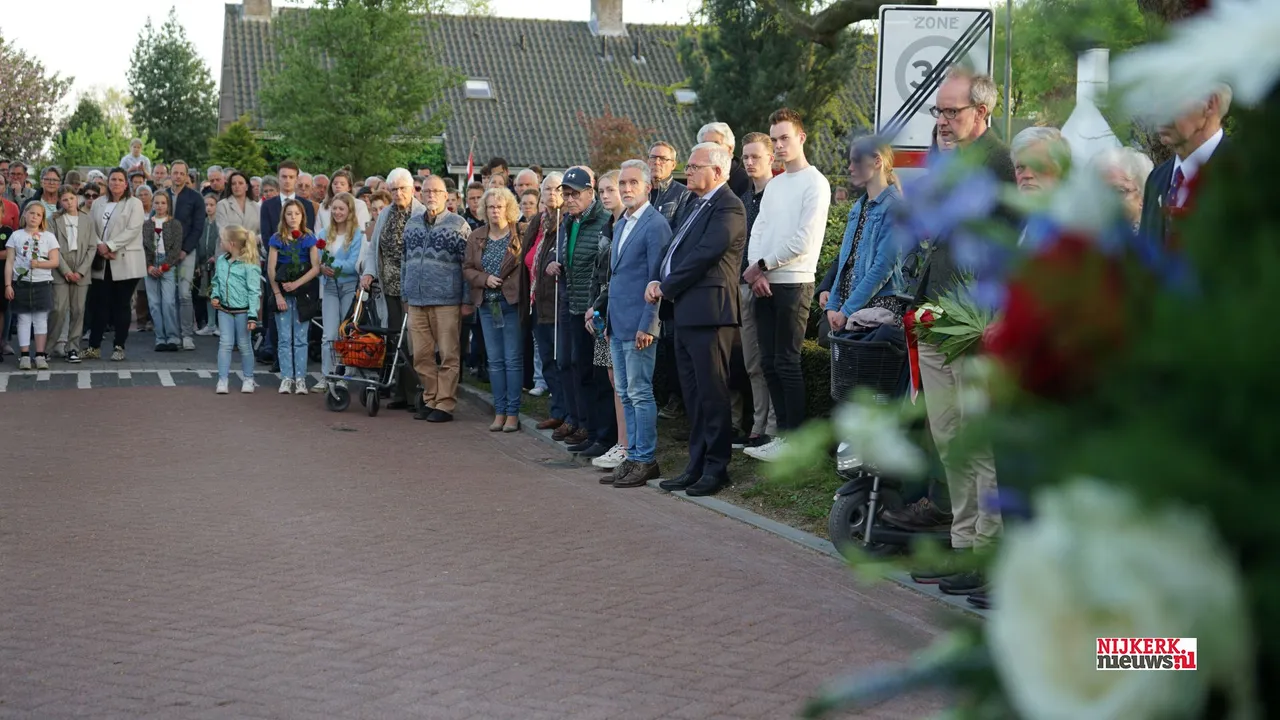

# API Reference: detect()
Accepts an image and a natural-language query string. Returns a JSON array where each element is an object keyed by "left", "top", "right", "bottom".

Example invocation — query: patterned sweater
[{"left": 400, "top": 210, "right": 471, "bottom": 307}]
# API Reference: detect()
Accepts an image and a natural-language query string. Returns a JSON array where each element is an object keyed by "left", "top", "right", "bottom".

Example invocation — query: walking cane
[{"left": 552, "top": 207, "right": 562, "bottom": 362}]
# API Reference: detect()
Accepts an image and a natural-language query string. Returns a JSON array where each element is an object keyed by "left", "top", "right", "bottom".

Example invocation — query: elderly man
[
  {"left": 5, "top": 162, "right": 34, "bottom": 206},
  {"left": 1138, "top": 83, "right": 1231, "bottom": 245},
  {"left": 599, "top": 159, "right": 674, "bottom": 487},
  {"left": 170, "top": 160, "right": 208, "bottom": 351},
  {"left": 514, "top": 168, "right": 540, "bottom": 197},
  {"left": 1011, "top": 127, "right": 1071, "bottom": 197},
  {"left": 400, "top": 174, "right": 472, "bottom": 423},
  {"left": 360, "top": 169, "right": 425, "bottom": 409},
  {"left": 313, "top": 173, "right": 330, "bottom": 206},
  {"left": 698, "top": 121, "right": 750, "bottom": 196},
  {"left": 297, "top": 173, "right": 315, "bottom": 210},
  {"left": 546, "top": 167, "right": 615, "bottom": 458},
  {"left": 205, "top": 166, "right": 225, "bottom": 197},
  {"left": 648, "top": 142, "right": 747, "bottom": 497}
]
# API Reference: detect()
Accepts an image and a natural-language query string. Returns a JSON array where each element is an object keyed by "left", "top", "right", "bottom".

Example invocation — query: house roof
[{"left": 219, "top": 4, "right": 698, "bottom": 171}]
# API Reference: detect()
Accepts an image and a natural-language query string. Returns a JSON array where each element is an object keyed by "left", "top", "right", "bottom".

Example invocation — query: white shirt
[
  {"left": 65, "top": 215, "right": 79, "bottom": 251},
  {"left": 7, "top": 229, "right": 59, "bottom": 284},
  {"left": 153, "top": 218, "right": 167, "bottom": 256},
  {"left": 747, "top": 165, "right": 831, "bottom": 284},
  {"left": 1171, "top": 128, "right": 1223, "bottom": 206},
  {"left": 616, "top": 202, "right": 650, "bottom": 255}
]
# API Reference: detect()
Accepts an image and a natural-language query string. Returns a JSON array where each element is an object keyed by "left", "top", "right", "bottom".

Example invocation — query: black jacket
[
  {"left": 650, "top": 177, "right": 692, "bottom": 229},
  {"left": 658, "top": 185, "right": 747, "bottom": 328},
  {"left": 1137, "top": 136, "right": 1228, "bottom": 247},
  {"left": 558, "top": 198, "right": 611, "bottom": 314},
  {"left": 258, "top": 195, "right": 317, "bottom": 246},
  {"left": 173, "top": 186, "right": 207, "bottom": 256},
  {"left": 727, "top": 157, "right": 750, "bottom": 198}
]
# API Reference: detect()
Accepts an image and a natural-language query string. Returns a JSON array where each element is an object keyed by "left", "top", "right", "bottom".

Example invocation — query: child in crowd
[
  {"left": 142, "top": 192, "right": 184, "bottom": 352},
  {"left": 315, "top": 192, "right": 365, "bottom": 394},
  {"left": 4, "top": 203, "right": 61, "bottom": 370},
  {"left": 266, "top": 199, "right": 320, "bottom": 395},
  {"left": 210, "top": 226, "right": 263, "bottom": 394}
]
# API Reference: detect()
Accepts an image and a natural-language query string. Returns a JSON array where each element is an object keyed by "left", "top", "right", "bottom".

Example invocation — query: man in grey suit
[{"left": 599, "top": 160, "right": 674, "bottom": 488}]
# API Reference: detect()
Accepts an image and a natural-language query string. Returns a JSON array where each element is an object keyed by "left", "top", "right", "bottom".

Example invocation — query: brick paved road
[{"left": 0, "top": 387, "right": 948, "bottom": 719}]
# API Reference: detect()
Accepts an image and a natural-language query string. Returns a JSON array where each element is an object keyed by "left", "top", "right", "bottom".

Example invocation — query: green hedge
[
  {"left": 802, "top": 339, "right": 833, "bottom": 419},
  {"left": 808, "top": 199, "right": 853, "bottom": 338}
]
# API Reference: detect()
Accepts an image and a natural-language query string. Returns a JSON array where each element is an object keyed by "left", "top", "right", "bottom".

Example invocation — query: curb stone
[{"left": 457, "top": 383, "right": 985, "bottom": 619}]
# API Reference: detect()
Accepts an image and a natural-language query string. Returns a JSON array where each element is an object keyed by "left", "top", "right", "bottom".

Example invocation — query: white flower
[
  {"left": 914, "top": 304, "right": 944, "bottom": 324},
  {"left": 987, "top": 479, "right": 1257, "bottom": 720},
  {"left": 1113, "top": 0, "right": 1280, "bottom": 121},
  {"left": 833, "top": 402, "right": 926, "bottom": 479}
]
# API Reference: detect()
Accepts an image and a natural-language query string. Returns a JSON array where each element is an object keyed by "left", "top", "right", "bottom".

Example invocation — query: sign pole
[{"left": 1004, "top": 0, "right": 1013, "bottom": 140}]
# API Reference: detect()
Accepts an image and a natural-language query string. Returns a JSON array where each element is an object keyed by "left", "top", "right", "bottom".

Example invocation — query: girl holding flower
[
  {"left": 315, "top": 192, "right": 365, "bottom": 393},
  {"left": 142, "top": 191, "right": 184, "bottom": 352},
  {"left": 267, "top": 198, "right": 320, "bottom": 395},
  {"left": 4, "top": 202, "right": 61, "bottom": 370}
]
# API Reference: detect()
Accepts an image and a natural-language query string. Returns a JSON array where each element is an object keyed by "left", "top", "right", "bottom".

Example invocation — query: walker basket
[
  {"left": 334, "top": 321, "right": 386, "bottom": 369},
  {"left": 828, "top": 333, "right": 908, "bottom": 404}
]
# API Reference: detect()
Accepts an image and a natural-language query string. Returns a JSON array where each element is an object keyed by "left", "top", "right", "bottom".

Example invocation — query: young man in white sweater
[{"left": 741, "top": 108, "right": 831, "bottom": 462}]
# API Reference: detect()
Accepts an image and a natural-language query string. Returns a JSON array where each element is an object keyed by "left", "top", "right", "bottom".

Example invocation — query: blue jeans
[
  {"left": 533, "top": 322, "right": 570, "bottom": 423},
  {"left": 478, "top": 298, "right": 523, "bottom": 414},
  {"left": 321, "top": 278, "right": 358, "bottom": 376},
  {"left": 216, "top": 310, "right": 255, "bottom": 382},
  {"left": 274, "top": 295, "right": 309, "bottom": 380},
  {"left": 610, "top": 336, "right": 659, "bottom": 462},
  {"left": 144, "top": 266, "right": 179, "bottom": 345}
]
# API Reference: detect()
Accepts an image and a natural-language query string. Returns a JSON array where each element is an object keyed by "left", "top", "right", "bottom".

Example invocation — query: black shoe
[
  {"left": 731, "top": 433, "right": 751, "bottom": 450},
  {"left": 579, "top": 442, "right": 610, "bottom": 459},
  {"left": 270, "top": 360, "right": 281, "bottom": 373},
  {"left": 658, "top": 473, "right": 699, "bottom": 492},
  {"left": 882, "top": 497, "right": 954, "bottom": 533},
  {"left": 426, "top": 409, "right": 453, "bottom": 423},
  {"left": 566, "top": 438, "right": 595, "bottom": 453},
  {"left": 685, "top": 475, "right": 727, "bottom": 497},
  {"left": 615, "top": 461, "right": 660, "bottom": 488},
  {"left": 939, "top": 571, "right": 986, "bottom": 595},
  {"left": 66, "top": 349, "right": 81, "bottom": 363},
  {"left": 966, "top": 588, "right": 992, "bottom": 609},
  {"left": 414, "top": 406, "right": 434, "bottom": 420},
  {"left": 909, "top": 549, "right": 964, "bottom": 584},
  {"left": 745, "top": 434, "right": 772, "bottom": 448}
]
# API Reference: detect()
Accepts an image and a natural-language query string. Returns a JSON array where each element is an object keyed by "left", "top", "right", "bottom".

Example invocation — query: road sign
[{"left": 875, "top": 5, "right": 994, "bottom": 151}]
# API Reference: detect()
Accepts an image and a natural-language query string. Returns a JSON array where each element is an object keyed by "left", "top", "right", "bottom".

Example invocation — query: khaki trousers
[
  {"left": 917, "top": 341, "right": 1002, "bottom": 549},
  {"left": 408, "top": 304, "right": 462, "bottom": 413},
  {"left": 738, "top": 284, "right": 776, "bottom": 436},
  {"left": 50, "top": 282, "right": 90, "bottom": 352}
]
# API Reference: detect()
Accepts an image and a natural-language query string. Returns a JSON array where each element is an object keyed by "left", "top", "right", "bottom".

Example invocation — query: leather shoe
[
  {"left": 909, "top": 549, "right": 964, "bottom": 584},
  {"left": 566, "top": 438, "right": 594, "bottom": 453},
  {"left": 615, "top": 461, "right": 660, "bottom": 489},
  {"left": 603, "top": 460, "right": 634, "bottom": 484},
  {"left": 684, "top": 475, "right": 727, "bottom": 497},
  {"left": 564, "top": 429, "right": 588, "bottom": 446},
  {"left": 426, "top": 409, "right": 453, "bottom": 423},
  {"left": 966, "top": 588, "right": 992, "bottom": 609},
  {"left": 658, "top": 473, "right": 699, "bottom": 492},
  {"left": 579, "top": 442, "right": 610, "bottom": 458},
  {"left": 939, "top": 571, "right": 986, "bottom": 595},
  {"left": 413, "top": 406, "right": 434, "bottom": 420},
  {"left": 537, "top": 417, "right": 564, "bottom": 431},
  {"left": 552, "top": 423, "right": 577, "bottom": 441}
]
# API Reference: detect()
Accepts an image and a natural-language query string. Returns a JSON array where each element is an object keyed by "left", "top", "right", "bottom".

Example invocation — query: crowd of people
[{"left": 2, "top": 67, "right": 1226, "bottom": 607}]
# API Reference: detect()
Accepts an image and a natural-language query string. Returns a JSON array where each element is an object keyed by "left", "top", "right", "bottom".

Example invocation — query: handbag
[
  {"left": 293, "top": 277, "right": 321, "bottom": 321},
  {"left": 334, "top": 291, "right": 386, "bottom": 369}
]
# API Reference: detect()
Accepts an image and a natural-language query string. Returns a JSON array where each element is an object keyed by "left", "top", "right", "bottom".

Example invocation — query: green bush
[
  {"left": 808, "top": 199, "right": 853, "bottom": 338},
  {"left": 801, "top": 339, "right": 833, "bottom": 419}
]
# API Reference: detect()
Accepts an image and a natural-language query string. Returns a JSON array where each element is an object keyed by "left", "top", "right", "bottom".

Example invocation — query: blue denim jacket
[
  {"left": 316, "top": 227, "right": 364, "bottom": 288},
  {"left": 826, "top": 186, "right": 905, "bottom": 316}
]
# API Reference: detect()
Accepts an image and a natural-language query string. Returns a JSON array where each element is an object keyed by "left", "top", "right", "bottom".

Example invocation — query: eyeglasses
[
  {"left": 562, "top": 188, "right": 586, "bottom": 199},
  {"left": 929, "top": 105, "right": 976, "bottom": 120},
  {"left": 685, "top": 163, "right": 709, "bottom": 173},
  {"left": 422, "top": 189, "right": 447, "bottom": 195},
  {"left": 648, "top": 155, "right": 675, "bottom": 164}
]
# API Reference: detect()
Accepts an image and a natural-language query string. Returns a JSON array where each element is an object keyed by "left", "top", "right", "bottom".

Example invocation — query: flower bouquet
[{"left": 911, "top": 286, "right": 996, "bottom": 366}]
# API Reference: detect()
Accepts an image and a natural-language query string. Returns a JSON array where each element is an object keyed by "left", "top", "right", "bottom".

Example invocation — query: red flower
[
  {"left": 291, "top": 230, "right": 302, "bottom": 240},
  {"left": 315, "top": 239, "right": 326, "bottom": 250},
  {"left": 984, "top": 233, "right": 1126, "bottom": 398},
  {"left": 160, "top": 263, "right": 171, "bottom": 272}
]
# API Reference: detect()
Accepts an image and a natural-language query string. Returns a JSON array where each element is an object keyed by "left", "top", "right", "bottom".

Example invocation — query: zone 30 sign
[{"left": 875, "top": 5, "right": 995, "bottom": 152}]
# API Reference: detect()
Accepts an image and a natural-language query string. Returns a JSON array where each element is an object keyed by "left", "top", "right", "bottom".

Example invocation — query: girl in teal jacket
[{"left": 210, "top": 225, "right": 264, "bottom": 394}]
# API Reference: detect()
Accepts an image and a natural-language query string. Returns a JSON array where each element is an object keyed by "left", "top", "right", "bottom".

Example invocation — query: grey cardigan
[
  {"left": 142, "top": 217, "right": 185, "bottom": 269},
  {"left": 357, "top": 198, "right": 426, "bottom": 321}
]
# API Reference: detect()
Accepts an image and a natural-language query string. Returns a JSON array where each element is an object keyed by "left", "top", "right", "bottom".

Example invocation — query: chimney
[
  {"left": 1075, "top": 47, "right": 1109, "bottom": 106},
  {"left": 244, "top": 0, "right": 272, "bottom": 20},
  {"left": 1061, "top": 46, "right": 1119, "bottom": 171},
  {"left": 590, "top": 0, "right": 626, "bottom": 37}
]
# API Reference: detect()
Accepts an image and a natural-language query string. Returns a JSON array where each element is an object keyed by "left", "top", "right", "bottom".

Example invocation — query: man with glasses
[
  {"left": 5, "top": 162, "right": 34, "bottom": 206},
  {"left": 647, "top": 142, "right": 691, "bottom": 228}
]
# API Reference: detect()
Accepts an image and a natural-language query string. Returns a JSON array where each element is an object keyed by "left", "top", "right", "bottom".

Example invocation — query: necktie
[
  {"left": 662, "top": 197, "right": 707, "bottom": 279},
  {"left": 1167, "top": 167, "right": 1185, "bottom": 209}
]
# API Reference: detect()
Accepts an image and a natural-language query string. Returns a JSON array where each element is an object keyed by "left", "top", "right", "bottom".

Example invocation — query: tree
[
  {"left": 51, "top": 125, "right": 161, "bottom": 172},
  {"left": 127, "top": 8, "right": 218, "bottom": 164},
  {"left": 85, "top": 87, "right": 135, "bottom": 136},
  {"left": 576, "top": 108, "right": 654, "bottom": 173},
  {"left": 60, "top": 97, "right": 107, "bottom": 140},
  {"left": 208, "top": 117, "right": 270, "bottom": 177},
  {"left": 259, "top": 0, "right": 462, "bottom": 177},
  {"left": 760, "top": 0, "right": 933, "bottom": 48},
  {"left": 0, "top": 32, "right": 73, "bottom": 161}
]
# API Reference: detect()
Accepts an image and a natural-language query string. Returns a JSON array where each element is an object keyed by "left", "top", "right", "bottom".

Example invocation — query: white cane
[{"left": 552, "top": 207, "right": 562, "bottom": 362}]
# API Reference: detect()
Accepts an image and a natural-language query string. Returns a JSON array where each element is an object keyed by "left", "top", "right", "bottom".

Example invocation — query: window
[
  {"left": 673, "top": 89, "right": 697, "bottom": 106},
  {"left": 465, "top": 79, "right": 493, "bottom": 100}
]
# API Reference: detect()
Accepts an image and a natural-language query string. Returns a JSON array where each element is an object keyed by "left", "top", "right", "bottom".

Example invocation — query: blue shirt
[
  {"left": 268, "top": 232, "right": 318, "bottom": 279},
  {"left": 316, "top": 227, "right": 364, "bottom": 286}
]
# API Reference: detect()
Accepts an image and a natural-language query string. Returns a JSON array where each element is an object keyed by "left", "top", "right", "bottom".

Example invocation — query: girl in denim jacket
[
  {"left": 210, "top": 226, "right": 263, "bottom": 394},
  {"left": 314, "top": 192, "right": 365, "bottom": 393}
]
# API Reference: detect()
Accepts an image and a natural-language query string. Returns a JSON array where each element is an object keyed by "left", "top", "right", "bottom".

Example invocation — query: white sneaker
[
  {"left": 591, "top": 444, "right": 628, "bottom": 469},
  {"left": 35, "top": 355, "right": 49, "bottom": 370},
  {"left": 743, "top": 436, "right": 789, "bottom": 462},
  {"left": 241, "top": 379, "right": 256, "bottom": 393},
  {"left": 529, "top": 385, "right": 547, "bottom": 397},
  {"left": 182, "top": 337, "right": 196, "bottom": 351},
  {"left": 279, "top": 378, "right": 294, "bottom": 394},
  {"left": 195, "top": 325, "right": 216, "bottom": 336},
  {"left": 18, "top": 356, "right": 32, "bottom": 370},
  {"left": 293, "top": 379, "right": 309, "bottom": 395},
  {"left": 311, "top": 380, "right": 328, "bottom": 394},
  {"left": 215, "top": 379, "right": 230, "bottom": 394}
]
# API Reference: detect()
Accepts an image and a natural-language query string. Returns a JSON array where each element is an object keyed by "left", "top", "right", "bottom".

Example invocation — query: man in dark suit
[
  {"left": 646, "top": 142, "right": 748, "bottom": 497},
  {"left": 170, "top": 161, "right": 207, "bottom": 350},
  {"left": 257, "top": 160, "right": 317, "bottom": 363},
  {"left": 1137, "top": 83, "right": 1231, "bottom": 246}
]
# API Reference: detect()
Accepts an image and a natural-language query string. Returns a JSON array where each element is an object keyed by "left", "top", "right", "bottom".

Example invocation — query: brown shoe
[
  {"left": 565, "top": 429, "right": 588, "bottom": 445},
  {"left": 538, "top": 417, "right": 564, "bottom": 431},
  {"left": 615, "top": 461, "right": 660, "bottom": 488},
  {"left": 610, "top": 460, "right": 636, "bottom": 483},
  {"left": 552, "top": 423, "right": 577, "bottom": 441}
]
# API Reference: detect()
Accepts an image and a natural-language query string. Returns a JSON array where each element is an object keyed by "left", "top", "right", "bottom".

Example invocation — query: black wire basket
[{"left": 828, "top": 333, "right": 909, "bottom": 405}]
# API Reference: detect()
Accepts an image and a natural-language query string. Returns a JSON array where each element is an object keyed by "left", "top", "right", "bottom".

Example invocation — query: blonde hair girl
[
  {"left": 4, "top": 202, "right": 61, "bottom": 369},
  {"left": 210, "top": 225, "right": 264, "bottom": 394}
]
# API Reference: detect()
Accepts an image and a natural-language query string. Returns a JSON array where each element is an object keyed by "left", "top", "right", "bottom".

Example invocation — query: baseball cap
[{"left": 560, "top": 167, "right": 593, "bottom": 191}]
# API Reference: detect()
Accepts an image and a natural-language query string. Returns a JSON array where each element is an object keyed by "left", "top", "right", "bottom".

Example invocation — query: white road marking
[
  {"left": 196, "top": 370, "right": 211, "bottom": 379},
  {"left": 36, "top": 371, "right": 51, "bottom": 382},
  {"left": 157, "top": 370, "right": 175, "bottom": 387},
  {"left": 118, "top": 370, "right": 131, "bottom": 380},
  {"left": 0, "top": 374, "right": 8, "bottom": 392},
  {"left": 78, "top": 372, "right": 92, "bottom": 389}
]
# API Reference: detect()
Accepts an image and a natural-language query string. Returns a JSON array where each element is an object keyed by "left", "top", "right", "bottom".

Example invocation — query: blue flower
[{"left": 982, "top": 487, "right": 1033, "bottom": 521}]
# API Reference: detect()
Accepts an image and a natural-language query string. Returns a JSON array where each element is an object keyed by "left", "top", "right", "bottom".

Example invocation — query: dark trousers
[
  {"left": 383, "top": 295, "right": 420, "bottom": 403},
  {"left": 568, "top": 315, "right": 616, "bottom": 446},
  {"left": 676, "top": 324, "right": 735, "bottom": 480},
  {"left": 88, "top": 265, "right": 140, "bottom": 350},
  {"left": 534, "top": 321, "right": 571, "bottom": 424},
  {"left": 754, "top": 282, "right": 813, "bottom": 431}
]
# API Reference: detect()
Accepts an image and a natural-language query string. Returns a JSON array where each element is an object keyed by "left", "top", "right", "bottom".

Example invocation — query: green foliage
[
  {"left": 0, "top": 31, "right": 73, "bottom": 161},
  {"left": 915, "top": 289, "right": 996, "bottom": 365},
  {"left": 405, "top": 141, "right": 447, "bottom": 177},
  {"left": 576, "top": 108, "right": 654, "bottom": 174},
  {"left": 59, "top": 97, "right": 107, "bottom": 142},
  {"left": 260, "top": 0, "right": 461, "bottom": 177},
  {"left": 127, "top": 8, "right": 219, "bottom": 164},
  {"left": 801, "top": 339, "right": 833, "bottom": 419},
  {"left": 209, "top": 118, "right": 270, "bottom": 177},
  {"left": 52, "top": 125, "right": 161, "bottom": 173},
  {"left": 678, "top": 0, "right": 873, "bottom": 175}
]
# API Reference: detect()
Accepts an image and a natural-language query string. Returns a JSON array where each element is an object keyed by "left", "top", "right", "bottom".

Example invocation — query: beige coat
[
  {"left": 215, "top": 196, "right": 261, "bottom": 237},
  {"left": 52, "top": 211, "right": 97, "bottom": 285},
  {"left": 90, "top": 195, "right": 146, "bottom": 281}
]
